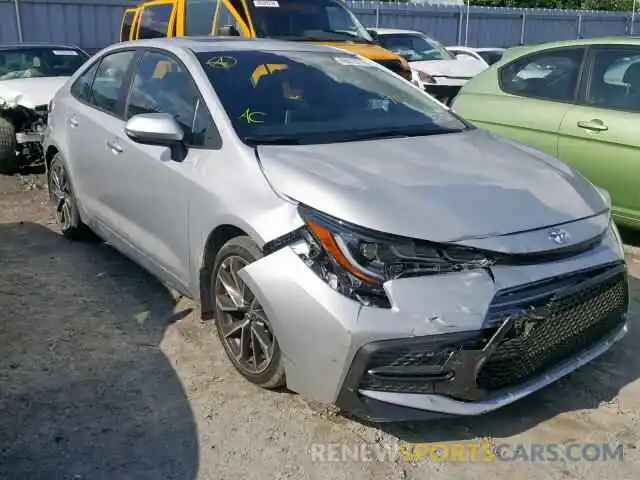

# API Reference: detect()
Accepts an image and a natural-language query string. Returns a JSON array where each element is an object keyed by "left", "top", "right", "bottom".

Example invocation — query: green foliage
[{"left": 470, "top": 0, "right": 636, "bottom": 10}]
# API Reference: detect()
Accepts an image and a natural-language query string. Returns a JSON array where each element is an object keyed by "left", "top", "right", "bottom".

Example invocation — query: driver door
[{"left": 213, "top": 0, "right": 254, "bottom": 37}]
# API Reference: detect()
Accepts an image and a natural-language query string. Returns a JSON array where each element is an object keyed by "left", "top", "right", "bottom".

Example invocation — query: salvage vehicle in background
[
  {"left": 446, "top": 46, "right": 506, "bottom": 67},
  {"left": 368, "top": 28, "right": 486, "bottom": 104},
  {"left": 120, "top": 0, "right": 413, "bottom": 81},
  {"left": 44, "top": 37, "right": 628, "bottom": 422},
  {"left": 0, "top": 44, "right": 89, "bottom": 174},
  {"left": 452, "top": 37, "right": 640, "bottom": 230}
]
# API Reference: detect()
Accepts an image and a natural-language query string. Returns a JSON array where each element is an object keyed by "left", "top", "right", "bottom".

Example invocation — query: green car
[{"left": 452, "top": 37, "right": 640, "bottom": 230}]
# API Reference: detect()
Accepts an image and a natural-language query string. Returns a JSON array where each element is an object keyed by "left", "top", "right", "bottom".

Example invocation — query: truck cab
[{"left": 119, "top": 0, "right": 412, "bottom": 80}]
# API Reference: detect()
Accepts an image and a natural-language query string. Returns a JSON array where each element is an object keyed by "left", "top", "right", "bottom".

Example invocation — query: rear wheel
[
  {"left": 212, "top": 236, "right": 285, "bottom": 389},
  {"left": 47, "top": 153, "right": 92, "bottom": 240},
  {"left": 0, "top": 117, "right": 18, "bottom": 175}
]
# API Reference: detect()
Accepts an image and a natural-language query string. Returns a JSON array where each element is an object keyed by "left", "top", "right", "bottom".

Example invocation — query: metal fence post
[
  {"left": 520, "top": 9, "right": 527, "bottom": 45},
  {"left": 464, "top": 0, "right": 470, "bottom": 46},
  {"left": 577, "top": 13, "right": 583, "bottom": 39},
  {"left": 13, "top": 0, "right": 24, "bottom": 43},
  {"left": 375, "top": 5, "right": 380, "bottom": 28},
  {"left": 457, "top": 6, "right": 464, "bottom": 45}
]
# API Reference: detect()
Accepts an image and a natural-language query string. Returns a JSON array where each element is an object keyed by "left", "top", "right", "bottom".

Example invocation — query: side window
[
  {"left": 587, "top": 47, "right": 640, "bottom": 112},
  {"left": 138, "top": 3, "right": 174, "bottom": 39},
  {"left": 184, "top": 0, "right": 218, "bottom": 36},
  {"left": 125, "top": 51, "right": 218, "bottom": 147},
  {"left": 214, "top": 4, "right": 242, "bottom": 36},
  {"left": 121, "top": 10, "right": 136, "bottom": 41},
  {"left": 90, "top": 50, "right": 136, "bottom": 115},
  {"left": 70, "top": 61, "right": 100, "bottom": 102},
  {"left": 499, "top": 48, "right": 585, "bottom": 102}
]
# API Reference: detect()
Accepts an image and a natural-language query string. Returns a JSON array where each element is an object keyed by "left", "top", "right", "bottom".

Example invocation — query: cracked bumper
[{"left": 238, "top": 225, "right": 628, "bottom": 421}]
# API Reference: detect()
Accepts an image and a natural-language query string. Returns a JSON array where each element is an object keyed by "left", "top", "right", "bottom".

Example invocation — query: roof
[
  {"left": 113, "top": 36, "right": 350, "bottom": 54},
  {"left": 447, "top": 46, "right": 506, "bottom": 52},
  {"left": 510, "top": 36, "right": 640, "bottom": 53},
  {"left": 367, "top": 28, "right": 426, "bottom": 36},
  {"left": 0, "top": 43, "right": 84, "bottom": 51}
]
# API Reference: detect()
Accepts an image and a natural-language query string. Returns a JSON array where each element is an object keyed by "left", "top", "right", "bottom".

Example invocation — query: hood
[
  {"left": 256, "top": 129, "right": 607, "bottom": 244},
  {"left": 409, "top": 59, "right": 486, "bottom": 78},
  {"left": 308, "top": 41, "right": 400, "bottom": 61},
  {"left": 0, "top": 77, "right": 69, "bottom": 109}
]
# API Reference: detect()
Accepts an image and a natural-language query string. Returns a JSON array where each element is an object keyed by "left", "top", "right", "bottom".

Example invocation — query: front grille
[{"left": 477, "top": 266, "right": 628, "bottom": 391}]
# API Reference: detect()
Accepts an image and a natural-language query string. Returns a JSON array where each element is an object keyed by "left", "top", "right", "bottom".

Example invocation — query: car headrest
[{"left": 623, "top": 62, "right": 640, "bottom": 86}]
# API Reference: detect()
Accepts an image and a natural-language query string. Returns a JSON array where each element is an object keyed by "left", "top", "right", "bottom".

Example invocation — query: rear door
[
  {"left": 66, "top": 49, "right": 138, "bottom": 229},
  {"left": 470, "top": 46, "right": 586, "bottom": 158},
  {"left": 557, "top": 45, "right": 640, "bottom": 226},
  {"left": 135, "top": 0, "right": 177, "bottom": 39}
]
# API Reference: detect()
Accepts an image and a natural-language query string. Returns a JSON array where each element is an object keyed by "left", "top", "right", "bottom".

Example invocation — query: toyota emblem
[{"left": 548, "top": 228, "right": 570, "bottom": 245}]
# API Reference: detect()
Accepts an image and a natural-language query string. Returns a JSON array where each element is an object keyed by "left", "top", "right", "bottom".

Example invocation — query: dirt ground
[{"left": 1, "top": 172, "right": 640, "bottom": 480}]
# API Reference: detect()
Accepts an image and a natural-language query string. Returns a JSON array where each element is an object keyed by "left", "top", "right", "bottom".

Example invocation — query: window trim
[
  {"left": 123, "top": 46, "right": 223, "bottom": 150},
  {"left": 120, "top": 8, "right": 137, "bottom": 41},
  {"left": 580, "top": 44, "right": 640, "bottom": 114},
  {"left": 70, "top": 48, "right": 140, "bottom": 120},
  {"left": 497, "top": 46, "right": 588, "bottom": 105}
]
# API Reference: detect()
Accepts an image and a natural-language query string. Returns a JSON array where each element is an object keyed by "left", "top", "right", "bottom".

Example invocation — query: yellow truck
[{"left": 119, "top": 0, "right": 412, "bottom": 81}]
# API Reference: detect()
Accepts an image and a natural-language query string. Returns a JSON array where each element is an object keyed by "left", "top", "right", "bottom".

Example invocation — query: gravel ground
[{"left": 1, "top": 172, "right": 640, "bottom": 480}]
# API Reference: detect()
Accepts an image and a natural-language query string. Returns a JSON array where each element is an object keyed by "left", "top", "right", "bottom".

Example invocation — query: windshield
[
  {"left": 478, "top": 50, "right": 504, "bottom": 66},
  {"left": 248, "top": 0, "right": 374, "bottom": 43},
  {"left": 0, "top": 47, "right": 88, "bottom": 80},
  {"left": 376, "top": 33, "right": 453, "bottom": 62},
  {"left": 197, "top": 50, "right": 467, "bottom": 145}
]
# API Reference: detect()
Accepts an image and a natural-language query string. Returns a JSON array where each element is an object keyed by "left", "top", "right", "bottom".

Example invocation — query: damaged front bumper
[{"left": 238, "top": 224, "right": 628, "bottom": 422}]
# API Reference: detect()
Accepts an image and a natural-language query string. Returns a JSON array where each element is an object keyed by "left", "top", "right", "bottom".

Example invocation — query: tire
[
  {"left": 211, "top": 236, "right": 285, "bottom": 389},
  {"left": 47, "top": 153, "right": 92, "bottom": 240},
  {"left": 0, "top": 117, "right": 18, "bottom": 175}
]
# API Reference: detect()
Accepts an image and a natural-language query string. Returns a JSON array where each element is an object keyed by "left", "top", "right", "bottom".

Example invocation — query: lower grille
[
  {"left": 353, "top": 263, "right": 627, "bottom": 399},
  {"left": 477, "top": 266, "right": 628, "bottom": 391}
]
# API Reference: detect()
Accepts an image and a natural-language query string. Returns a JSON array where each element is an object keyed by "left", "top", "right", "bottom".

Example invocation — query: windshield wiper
[
  {"left": 243, "top": 135, "right": 304, "bottom": 146},
  {"left": 332, "top": 127, "right": 466, "bottom": 143}
]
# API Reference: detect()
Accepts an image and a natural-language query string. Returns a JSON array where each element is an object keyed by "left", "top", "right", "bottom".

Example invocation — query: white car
[
  {"left": 447, "top": 46, "right": 506, "bottom": 68},
  {"left": 368, "top": 28, "right": 486, "bottom": 104},
  {"left": 0, "top": 43, "right": 89, "bottom": 174}
]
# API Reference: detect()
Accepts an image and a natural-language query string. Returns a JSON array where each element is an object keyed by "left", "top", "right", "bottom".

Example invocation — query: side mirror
[
  {"left": 219, "top": 25, "right": 240, "bottom": 37},
  {"left": 125, "top": 113, "right": 186, "bottom": 161},
  {"left": 367, "top": 29, "right": 378, "bottom": 41}
]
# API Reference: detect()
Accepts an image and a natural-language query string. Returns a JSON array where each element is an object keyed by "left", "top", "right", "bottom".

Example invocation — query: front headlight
[{"left": 297, "top": 206, "right": 493, "bottom": 307}]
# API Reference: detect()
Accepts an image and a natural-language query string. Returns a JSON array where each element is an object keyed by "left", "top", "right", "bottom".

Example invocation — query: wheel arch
[{"left": 199, "top": 223, "right": 249, "bottom": 320}]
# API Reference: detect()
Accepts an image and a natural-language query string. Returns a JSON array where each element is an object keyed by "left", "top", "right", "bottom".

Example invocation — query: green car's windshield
[
  {"left": 197, "top": 50, "right": 467, "bottom": 145},
  {"left": 376, "top": 33, "right": 453, "bottom": 62},
  {"left": 248, "top": 0, "right": 374, "bottom": 44},
  {"left": 0, "top": 47, "right": 88, "bottom": 80}
]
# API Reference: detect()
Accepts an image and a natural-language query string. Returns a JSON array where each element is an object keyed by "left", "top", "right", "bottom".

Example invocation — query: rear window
[
  {"left": 196, "top": 50, "right": 467, "bottom": 145},
  {"left": 478, "top": 50, "right": 504, "bottom": 66}
]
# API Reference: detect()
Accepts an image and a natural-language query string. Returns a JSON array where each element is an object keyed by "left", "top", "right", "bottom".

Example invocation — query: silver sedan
[{"left": 43, "top": 37, "right": 628, "bottom": 422}]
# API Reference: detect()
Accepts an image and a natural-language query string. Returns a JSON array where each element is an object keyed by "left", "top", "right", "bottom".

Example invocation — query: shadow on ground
[
  {"left": 365, "top": 274, "right": 640, "bottom": 443},
  {"left": 0, "top": 222, "right": 198, "bottom": 479}
]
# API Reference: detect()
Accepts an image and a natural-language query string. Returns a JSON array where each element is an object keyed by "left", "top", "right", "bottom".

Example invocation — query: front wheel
[
  {"left": 0, "top": 117, "right": 18, "bottom": 175},
  {"left": 211, "top": 236, "right": 285, "bottom": 389}
]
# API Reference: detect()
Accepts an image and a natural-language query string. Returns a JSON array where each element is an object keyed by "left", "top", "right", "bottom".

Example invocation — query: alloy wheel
[{"left": 214, "top": 255, "right": 275, "bottom": 375}]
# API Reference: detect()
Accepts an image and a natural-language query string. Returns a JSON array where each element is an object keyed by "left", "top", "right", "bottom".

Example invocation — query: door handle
[
  {"left": 68, "top": 117, "right": 79, "bottom": 128},
  {"left": 577, "top": 119, "right": 608, "bottom": 132},
  {"left": 106, "top": 139, "right": 124, "bottom": 154}
]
